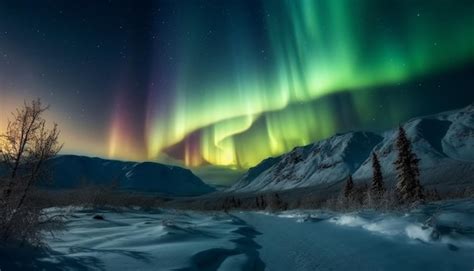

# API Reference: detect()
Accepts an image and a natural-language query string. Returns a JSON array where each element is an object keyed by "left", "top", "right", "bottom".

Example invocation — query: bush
[
  {"left": 0, "top": 182, "right": 64, "bottom": 246},
  {"left": 0, "top": 100, "right": 63, "bottom": 246}
]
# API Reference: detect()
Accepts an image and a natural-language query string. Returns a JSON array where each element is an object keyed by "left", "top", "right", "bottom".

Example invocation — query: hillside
[
  {"left": 45, "top": 155, "right": 215, "bottom": 196},
  {"left": 229, "top": 105, "right": 474, "bottom": 193}
]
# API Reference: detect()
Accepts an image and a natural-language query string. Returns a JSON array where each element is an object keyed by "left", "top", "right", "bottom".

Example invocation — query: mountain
[
  {"left": 353, "top": 104, "right": 474, "bottom": 185},
  {"left": 229, "top": 131, "right": 383, "bottom": 192},
  {"left": 229, "top": 104, "right": 474, "bottom": 193},
  {"left": 45, "top": 155, "right": 215, "bottom": 196}
]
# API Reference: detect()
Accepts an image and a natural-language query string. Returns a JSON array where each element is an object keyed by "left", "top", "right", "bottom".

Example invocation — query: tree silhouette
[
  {"left": 0, "top": 99, "right": 62, "bottom": 243},
  {"left": 343, "top": 175, "right": 354, "bottom": 199},
  {"left": 370, "top": 152, "right": 385, "bottom": 200},
  {"left": 393, "top": 126, "right": 423, "bottom": 204}
]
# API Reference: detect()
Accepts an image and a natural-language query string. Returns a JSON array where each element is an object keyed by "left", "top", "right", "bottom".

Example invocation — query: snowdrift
[{"left": 1, "top": 200, "right": 472, "bottom": 270}]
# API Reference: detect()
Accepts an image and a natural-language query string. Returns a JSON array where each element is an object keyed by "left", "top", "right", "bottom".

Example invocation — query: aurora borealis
[{"left": 1, "top": 1, "right": 473, "bottom": 172}]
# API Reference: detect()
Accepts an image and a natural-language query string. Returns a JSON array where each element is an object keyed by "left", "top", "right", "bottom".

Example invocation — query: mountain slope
[
  {"left": 46, "top": 155, "right": 215, "bottom": 196},
  {"left": 353, "top": 105, "right": 474, "bottom": 183},
  {"left": 229, "top": 131, "right": 383, "bottom": 192},
  {"left": 230, "top": 104, "right": 474, "bottom": 193}
]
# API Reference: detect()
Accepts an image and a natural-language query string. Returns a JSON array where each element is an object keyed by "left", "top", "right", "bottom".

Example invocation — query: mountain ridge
[
  {"left": 45, "top": 155, "right": 215, "bottom": 196},
  {"left": 228, "top": 104, "right": 474, "bottom": 193}
]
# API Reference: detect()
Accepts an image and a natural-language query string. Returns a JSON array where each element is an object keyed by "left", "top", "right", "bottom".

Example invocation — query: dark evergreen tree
[
  {"left": 260, "top": 195, "right": 266, "bottom": 209},
  {"left": 394, "top": 126, "right": 424, "bottom": 203},
  {"left": 370, "top": 152, "right": 385, "bottom": 199},
  {"left": 274, "top": 193, "right": 282, "bottom": 207},
  {"left": 343, "top": 175, "right": 354, "bottom": 199}
]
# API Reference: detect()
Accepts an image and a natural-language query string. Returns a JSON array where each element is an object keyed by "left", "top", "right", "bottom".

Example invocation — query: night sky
[{"left": 1, "top": 1, "right": 473, "bottom": 175}]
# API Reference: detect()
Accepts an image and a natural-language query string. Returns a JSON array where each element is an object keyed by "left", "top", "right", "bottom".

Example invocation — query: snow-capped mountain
[
  {"left": 229, "top": 131, "right": 382, "bottom": 192},
  {"left": 353, "top": 104, "right": 474, "bottom": 182},
  {"left": 46, "top": 155, "right": 215, "bottom": 196},
  {"left": 229, "top": 105, "right": 474, "bottom": 193}
]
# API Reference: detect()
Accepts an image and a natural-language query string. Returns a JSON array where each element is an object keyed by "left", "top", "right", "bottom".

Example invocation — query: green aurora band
[{"left": 142, "top": 0, "right": 474, "bottom": 168}]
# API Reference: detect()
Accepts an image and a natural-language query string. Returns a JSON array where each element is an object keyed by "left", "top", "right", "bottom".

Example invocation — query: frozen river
[{"left": 1, "top": 199, "right": 473, "bottom": 270}]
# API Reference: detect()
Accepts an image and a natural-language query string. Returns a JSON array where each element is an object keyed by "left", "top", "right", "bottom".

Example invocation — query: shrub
[{"left": 0, "top": 100, "right": 63, "bottom": 246}]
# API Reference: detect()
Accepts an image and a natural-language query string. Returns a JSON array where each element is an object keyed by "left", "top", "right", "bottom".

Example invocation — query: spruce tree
[
  {"left": 394, "top": 126, "right": 424, "bottom": 204},
  {"left": 260, "top": 195, "right": 266, "bottom": 209},
  {"left": 343, "top": 175, "right": 354, "bottom": 199},
  {"left": 370, "top": 152, "right": 385, "bottom": 200}
]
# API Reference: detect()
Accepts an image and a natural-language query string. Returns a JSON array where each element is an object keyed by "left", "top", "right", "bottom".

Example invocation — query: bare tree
[{"left": 0, "top": 99, "right": 63, "bottom": 244}]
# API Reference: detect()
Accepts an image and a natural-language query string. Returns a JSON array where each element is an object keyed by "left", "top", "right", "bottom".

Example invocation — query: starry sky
[{"left": 0, "top": 1, "right": 473, "bottom": 179}]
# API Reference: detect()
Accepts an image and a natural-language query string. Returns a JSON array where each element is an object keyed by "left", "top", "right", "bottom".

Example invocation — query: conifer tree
[
  {"left": 343, "top": 175, "right": 354, "bottom": 199},
  {"left": 260, "top": 195, "right": 266, "bottom": 209},
  {"left": 370, "top": 152, "right": 385, "bottom": 200},
  {"left": 394, "top": 126, "right": 424, "bottom": 204}
]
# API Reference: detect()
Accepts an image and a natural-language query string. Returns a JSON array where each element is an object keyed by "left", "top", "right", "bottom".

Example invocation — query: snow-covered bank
[
  {"left": 326, "top": 200, "right": 474, "bottom": 248},
  {"left": 239, "top": 199, "right": 474, "bottom": 270},
  {"left": 1, "top": 200, "right": 473, "bottom": 270},
  {"left": 0, "top": 209, "right": 264, "bottom": 270}
]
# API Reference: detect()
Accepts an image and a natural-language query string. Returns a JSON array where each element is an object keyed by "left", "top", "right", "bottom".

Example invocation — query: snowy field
[{"left": 1, "top": 199, "right": 473, "bottom": 270}]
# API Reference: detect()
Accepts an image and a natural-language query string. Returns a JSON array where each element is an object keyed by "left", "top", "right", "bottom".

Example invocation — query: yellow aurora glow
[
  {"left": 142, "top": 1, "right": 474, "bottom": 167},
  {"left": 1, "top": 1, "right": 473, "bottom": 169}
]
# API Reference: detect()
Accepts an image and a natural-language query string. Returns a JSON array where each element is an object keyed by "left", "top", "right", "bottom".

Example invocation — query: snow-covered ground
[
  {"left": 1, "top": 200, "right": 473, "bottom": 270},
  {"left": 243, "top": 200, "right": 474, "bottom": 271}
]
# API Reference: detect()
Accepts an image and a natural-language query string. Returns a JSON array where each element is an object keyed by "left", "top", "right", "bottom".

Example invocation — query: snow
[
  {"left": 1, "top": 200, "right": 473, "bottom": 270},
  {"left": 229, "top": 104, "right": 474, "bottom": 193},
  {"left": 229, "top": 131, "right": 382, "bottom": 193},
  {"left": 240, "top": 199, "right": 474, "bottom": 270},
  {"left": 0, "top": 209, "right": 264, "bottom": 270}
]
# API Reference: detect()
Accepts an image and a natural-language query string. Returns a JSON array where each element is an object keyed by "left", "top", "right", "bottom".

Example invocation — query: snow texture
[
  {"left": 1, "top": 199, "right": 473, "bottom": 270},
  {"left": 230, "top": 104, "right": 474, "bottom": 193}
]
